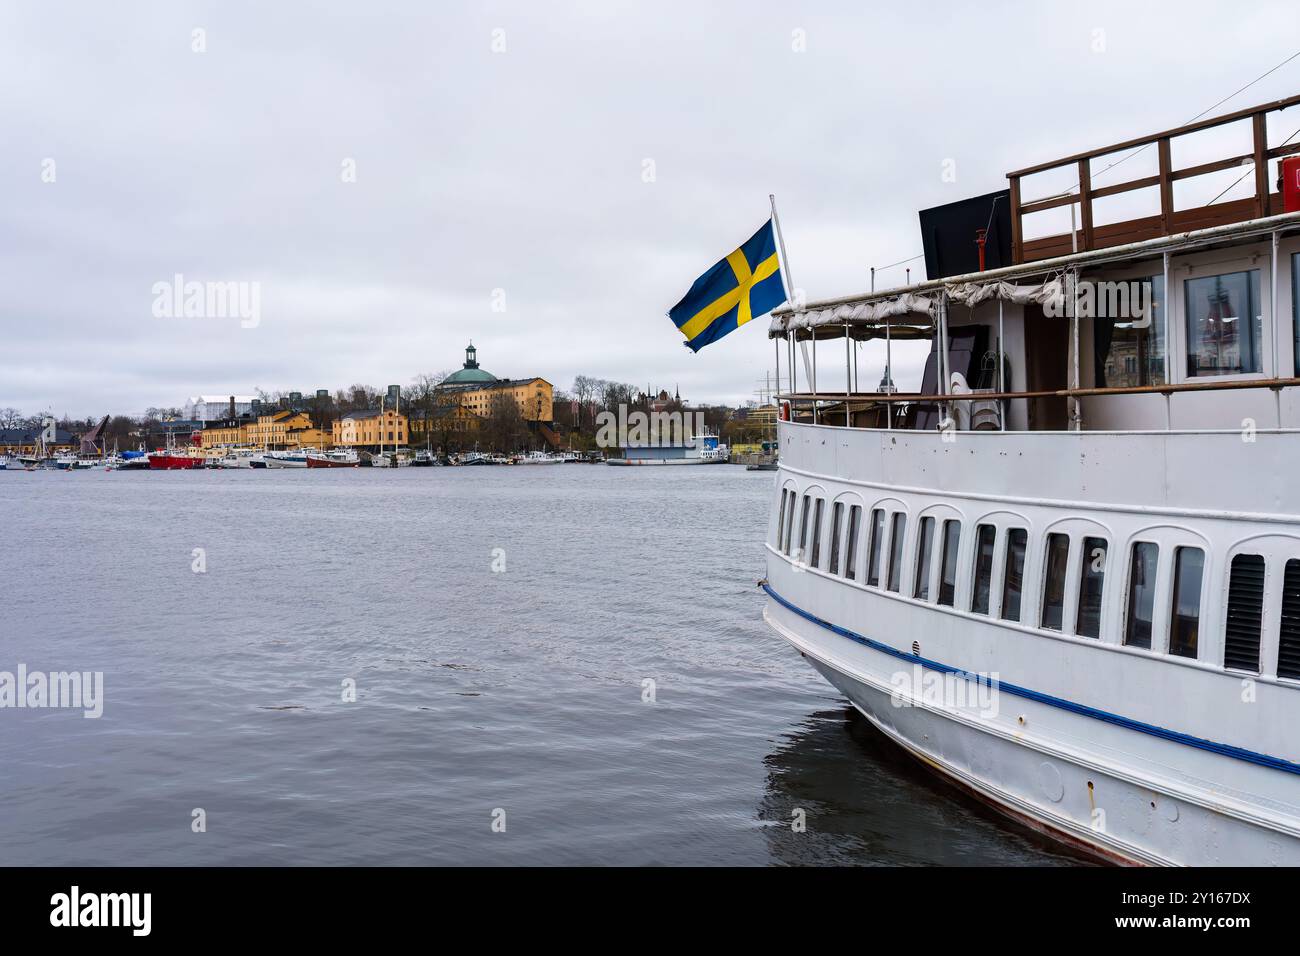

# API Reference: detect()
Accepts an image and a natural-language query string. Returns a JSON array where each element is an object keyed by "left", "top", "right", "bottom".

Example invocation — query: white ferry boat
[
  {"left": 607, "top": 427, "right": 730, "bottom": 465},
  {"left": 762, "top": 97, "right": 1300, "bottom": 865}
]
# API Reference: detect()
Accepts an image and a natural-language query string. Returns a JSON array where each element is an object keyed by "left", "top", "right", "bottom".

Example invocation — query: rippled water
[{"left": 0, "top": 466, "right": 1081, "bottom": 865}]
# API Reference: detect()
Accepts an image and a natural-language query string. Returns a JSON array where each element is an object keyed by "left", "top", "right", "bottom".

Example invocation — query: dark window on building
[
  {"left": 913, "top": 517, "right": 935, "bottom": 600},
  {"left": 845, "top": 506, "right": 862, "bottom": 581},
  {"left": 1001, "top": 529, "right": 1028, "bottom": 623},
  {"left": 1224, "top": 553, "right": 1265, "bottom": 673},
  {"left": 1279, "top": 559, "right": 1300, "bottom": 680},
  {"left": 867, "top": 508, "right": 885, "bottom": 586},
  {"left": 886, "top": 513, "right": 907, "bottom": 593},
  {"left": 1076, "top": 536, "right": 1108, "bottom": 638},
  {"left": 810, "top": 499, "right": 824, "bottom": 569},
  {"left": 1041, "top": 533, "right": 1070, "bottom": 630},
  {"left": 1169, "top": 546, "right": 1205, "bottom": 660},
  {"left": 1125, "top": 542, "right": 1159, "bottom": 649},
  {"left": 938, "top": 520, "right": 961, "bottom": 607},
  {"left": 828, "top": 502, "right": 844, "bottom": 575},
  {"left": 971, "top": 524, "right": 996, "bottom": 615}
]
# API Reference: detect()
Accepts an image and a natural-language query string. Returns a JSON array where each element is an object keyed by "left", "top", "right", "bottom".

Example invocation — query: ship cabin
[{"left": 772, "top": 95, "right": 1300, "bottom": 435}]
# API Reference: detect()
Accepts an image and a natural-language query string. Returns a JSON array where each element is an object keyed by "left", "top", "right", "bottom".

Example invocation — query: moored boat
[
  {"left": 607, "top": 427, "right": 729, "bottom": 465},
  {"left": 761, "top": 98, "right": 1300, "bottom": 866},
  {"left": 147, "top": 451, "right": 206, "bottom": 470},
  {"left": 306, "top": 449, "right": 359, "bottom": 468},
  {"left": 263, "top": 451, "right": 308, "bottom": 468}
]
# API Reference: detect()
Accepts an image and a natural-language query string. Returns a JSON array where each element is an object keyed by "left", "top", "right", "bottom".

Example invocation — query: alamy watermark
[
  {"left": 889, "top": 664, "right": 1000, "bottom": 718},
  {"left": 152, "top": 273, "right": 261, "bottom": 328},
  {"left": 1044, "top": 275, "right": 1153, "bottom": 326},
  {"left": 594, "top": 405, "right": 706, "bottom": 449},
  {"left": 0, "top": 664, "right": 104, "bottom": 718}
]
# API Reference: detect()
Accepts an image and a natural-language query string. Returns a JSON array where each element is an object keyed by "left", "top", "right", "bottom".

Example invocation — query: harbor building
[
  {"left": 0, "top": 426, "right": 78, "bottom": 456},
  {"left": 200, "top": 410, "right": 330, "bottom": 450},
  {"left": 435, "top": 343, "right": 554, "bottom": 423},
  {"left": 332, "top": 408, "right": 409, "bottom": 450}
]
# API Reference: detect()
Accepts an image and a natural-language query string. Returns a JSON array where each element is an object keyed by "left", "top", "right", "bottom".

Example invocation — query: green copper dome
[{"left": 442, "top": 342, "right": 498, "bottom": 385}]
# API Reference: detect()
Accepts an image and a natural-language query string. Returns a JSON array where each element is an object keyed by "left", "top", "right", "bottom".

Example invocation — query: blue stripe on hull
[{"left": 762, "top": 583, "right": 1300, "bottom": 777}]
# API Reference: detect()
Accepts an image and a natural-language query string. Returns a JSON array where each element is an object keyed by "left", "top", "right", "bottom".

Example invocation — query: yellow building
[
  {"left": 200, "top": 419, "right": 249, "bottom": 448},
  {"left": 333, "top": 408, "right": 408, "bottom": 448},
  {"left": 408, "top": 403, "right": 481, "bottom": 442},
  {"left": 434, "top": 343, "right": 553, "bottom": 422},
  {"left": 202, "top": 410, "right": 329, "bottom": 449}
]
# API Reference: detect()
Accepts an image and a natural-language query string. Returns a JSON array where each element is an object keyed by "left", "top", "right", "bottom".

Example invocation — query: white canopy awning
[{"left": 768, "top": 277, "right": 1066, "bottom": 339}]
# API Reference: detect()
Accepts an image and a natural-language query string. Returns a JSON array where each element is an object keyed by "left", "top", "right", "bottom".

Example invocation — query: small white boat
[
  {"left": 515, "top": 450, "right": 564, "bottom": 465},
  {"left": 263, "top": 451, "right": 308, "bottom": 468},
  {"left": 215, "top": 449, "right": 259, "bottom": 469}
]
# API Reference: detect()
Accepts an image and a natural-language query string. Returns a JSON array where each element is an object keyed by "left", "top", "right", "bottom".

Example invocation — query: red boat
[
  {"left": 305, "top": 451, "right": 359, "bottom": 468},
  {"left": 147, "top": 452, "right": 205, "bottom": 470}
]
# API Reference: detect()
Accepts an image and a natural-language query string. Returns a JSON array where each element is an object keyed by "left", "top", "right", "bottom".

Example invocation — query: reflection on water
[{"left": 759, "top": 707, "right": 1094, "bottom": 866}]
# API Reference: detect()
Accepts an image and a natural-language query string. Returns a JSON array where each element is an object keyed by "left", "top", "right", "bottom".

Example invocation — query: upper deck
[{"left": 771, "top": 98, "right": 1300, "bottom": 435}]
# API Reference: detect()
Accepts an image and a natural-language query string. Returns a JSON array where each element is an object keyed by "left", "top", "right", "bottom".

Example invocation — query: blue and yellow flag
[{"left": 669, "top": 219, "right": 787, "bottom": 352}]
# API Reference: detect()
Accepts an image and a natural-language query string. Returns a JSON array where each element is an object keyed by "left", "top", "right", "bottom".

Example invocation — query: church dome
[{"left": 441, "top": 342, "right": 498, "bottom": 385}]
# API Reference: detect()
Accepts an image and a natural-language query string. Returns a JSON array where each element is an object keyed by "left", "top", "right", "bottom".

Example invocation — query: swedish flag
[{"left": 669, "top": 219, "right": 787, "bottom": 352}]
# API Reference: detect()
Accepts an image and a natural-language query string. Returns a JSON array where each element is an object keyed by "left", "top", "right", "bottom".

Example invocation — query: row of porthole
[{"left": 774, "top": 487, "right": 1300, "bottom": 679}]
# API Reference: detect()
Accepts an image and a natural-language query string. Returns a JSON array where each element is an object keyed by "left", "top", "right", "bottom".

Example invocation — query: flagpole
[
  {"left": 770, "top": 194, "right": 796, "bottom": 302},
  {"left": 771, "top": 194, "right": 815, "bottom": 422}
]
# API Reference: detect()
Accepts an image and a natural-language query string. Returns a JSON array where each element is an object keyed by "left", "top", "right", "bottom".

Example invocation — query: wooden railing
[{"left": 1008, "top": 95, "right": 1300, "bottom": 264}]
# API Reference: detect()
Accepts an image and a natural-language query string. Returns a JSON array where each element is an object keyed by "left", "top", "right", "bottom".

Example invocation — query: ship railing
[
  {"left": 1008, "top": 94, "right": 1300, "bottom": 265},
  {"left": 777, "top": 376, "right": 1300, "bottom": 433}
]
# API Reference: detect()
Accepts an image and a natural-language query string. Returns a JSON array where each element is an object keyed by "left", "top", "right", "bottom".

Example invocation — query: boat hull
[
  {"left": 764, "top": 420, "right": 1300, "bottom": 866},
  {"left": 765, "top": 587, "right": 1300, "bottom": 866},
  {"left": 148, "top": 454, "right": 204, "bottom": 470},
  {"left": 306, "top": 456, "right": 358, "bottom": 468},
  {"left": 606, "top": 456, "right": 729, "bottom": 466}
]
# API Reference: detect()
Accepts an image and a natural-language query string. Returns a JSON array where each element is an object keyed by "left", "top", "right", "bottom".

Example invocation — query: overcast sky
[{"left": 2, "top": 1, "right": 1297, "bottom": 418}]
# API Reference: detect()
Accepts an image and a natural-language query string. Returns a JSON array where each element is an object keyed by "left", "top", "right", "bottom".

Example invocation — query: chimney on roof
[{"left": 229, "top": 395, "right": 236, "bottom": 418}]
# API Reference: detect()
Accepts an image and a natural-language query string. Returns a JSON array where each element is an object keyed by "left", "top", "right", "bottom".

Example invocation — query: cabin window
[
  {"left": 866, "top": 508, "right": 885, "bottom": 586},
  {"left": 828, "top": 502, "right": 844, "bottom": 575},
  {"left": 1279, "top": 559, "right": 1300, "bottom": 680},
  {"left": 797, "top": 494, "right": 812, "bottom": 563},
  {"left": 810, "top": 499, "right": 825, "bottom": 568},
  {"left": 776, "top": 490, "right": 789, "bottom": 550},
  {"left": 938, "top": 520, "right": 961, "bottom": 607},
  {"left": 783, "top": 492, "right": 797, "bottom": 555},
  {"left": 1169, "top": 546, "right": 1205, "bottom": 660},
  {"left": 1041, "top": 533, "right": 1070, "bottom": 631},
  {"left": 1125, "top": 542, "right": 1159, "bottom": 649},
  {"left": 1099, "top": 275, "right": 1165, "bottom": 388},
  {"left": 1224, "top": 553, "right": 1265, "bottom": 673},
  {"left": 971, "top": 524, "right": 996, "bottom": 615},
  {"left": 845, "top": 506, "right": 862, "bottom": 581},
  {"left": 1075, "top": 537, "right": 1107, "bottom": 638},
  {"left": 1001, "top": 529, "right": 1028, "bottom": 623},
  {"left": 1184, "top": 270, "right": 1262, "bottom": 377},
  {"left": 886, "top": 513, "right": 907, "bottom": 592},
  {"left": 913, "top": 517, "right": 935, "bottom": 600}
]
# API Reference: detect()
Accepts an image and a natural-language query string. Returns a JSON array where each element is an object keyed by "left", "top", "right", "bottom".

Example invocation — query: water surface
[{"left": 0, "top": 466, "right": 1081, "bottom": 865}]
